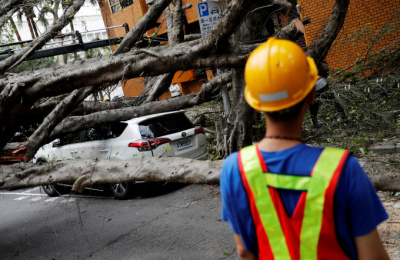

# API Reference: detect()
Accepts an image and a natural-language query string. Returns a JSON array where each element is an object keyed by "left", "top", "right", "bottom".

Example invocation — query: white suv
[{"left": 34, "top": 110, "right": 207, "bottom": 199}]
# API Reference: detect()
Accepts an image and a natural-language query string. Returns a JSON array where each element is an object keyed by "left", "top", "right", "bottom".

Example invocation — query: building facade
[{"left": 296, "top": 0, "right": 400, "bottom": 71}]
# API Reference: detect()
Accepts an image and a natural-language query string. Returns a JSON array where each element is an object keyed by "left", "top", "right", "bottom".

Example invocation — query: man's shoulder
[{"left": 222, "top": 151, "right": 240, "bottom": 169}]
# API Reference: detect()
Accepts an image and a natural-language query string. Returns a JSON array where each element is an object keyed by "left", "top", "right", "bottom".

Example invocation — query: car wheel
[
  {"left": 42, "top": 184, "right": 63, "bottom": 197},
  {"left": 110, "top": 182, "right": 134, "bottom": 200}
]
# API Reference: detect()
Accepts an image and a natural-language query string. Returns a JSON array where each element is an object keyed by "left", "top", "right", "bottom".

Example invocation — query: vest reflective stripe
[
  {"left": 264, "top": 173, "right": 310, "bottom": 191},
  {"left": 239, "top": 145, "right": 349, "bottom": 260},
  {"left": 300, "top": 147, "right": 347, "bottom": 259},
  {"left": 241, "top": 145, "right": 291, "bottom": 258}
]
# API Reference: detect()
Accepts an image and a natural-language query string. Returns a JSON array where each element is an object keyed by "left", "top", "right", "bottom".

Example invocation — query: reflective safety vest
[{"left": 238, "top": 144, "right": 350, "bottom": 260}]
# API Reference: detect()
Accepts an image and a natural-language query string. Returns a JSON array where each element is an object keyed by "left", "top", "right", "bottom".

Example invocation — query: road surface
[{"left": 0, "top": 183, "right": 237, "bottom": 260}]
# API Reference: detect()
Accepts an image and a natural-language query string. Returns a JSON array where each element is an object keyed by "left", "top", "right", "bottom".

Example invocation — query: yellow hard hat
[{"left": 244, "top": 37, "right": 318, "bottom": 112}]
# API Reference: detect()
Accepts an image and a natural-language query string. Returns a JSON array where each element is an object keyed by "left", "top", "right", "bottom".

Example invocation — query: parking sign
[
  {"left": 198, "top": 2, "right": 209, "bottom": 17},
  {"left": 196, "top": 1, "right": 221, "bottom": 36}
]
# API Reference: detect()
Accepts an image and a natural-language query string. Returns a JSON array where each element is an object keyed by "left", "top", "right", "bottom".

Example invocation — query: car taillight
[
  {"left": 195, "top": 126, "right": 204, "bottom": 134},
  {"left": 128, "top": 138, "right": 171, "bottom": 151}
]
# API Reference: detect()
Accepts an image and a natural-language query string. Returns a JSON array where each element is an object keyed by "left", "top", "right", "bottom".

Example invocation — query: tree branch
[
  {"left": 306, "top": 0, "right": 350, "bottom": 64},
  {"left": 142, "top": 0, "right": 185, "bottom": 103},
  {"left": 0, "top": 8, "right": 16, "bottom": 30},
  {"left": 0, "top": 158, "right": 223, "bottom": 191},
  {"left": 24, "top": 86, "right": 97, "bottom": 162},
  {"left": 0, "top": 0, "right": 25, "bottom": 18},
  {"left": 113, "top": 0, "right": 172, "bottom": 55},
  {"left": 274, "top": 18, "right": 305, "bottom": 41}
]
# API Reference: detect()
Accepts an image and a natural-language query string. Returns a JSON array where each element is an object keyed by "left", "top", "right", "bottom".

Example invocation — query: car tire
[
  {"left": 42, "top": 184, "right": 65, "bottom": 197},
  {"left": 110, "top": 182, "right": 134, "bottom": 200}
]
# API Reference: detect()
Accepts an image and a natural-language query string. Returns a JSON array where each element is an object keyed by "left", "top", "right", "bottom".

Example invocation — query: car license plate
[{"left": 176, "top": 138, "right": 192, "bottom": 150}]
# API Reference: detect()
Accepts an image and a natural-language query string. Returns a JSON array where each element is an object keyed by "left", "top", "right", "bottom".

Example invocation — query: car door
[
  {"left": 51, "top": 131, "right": 84, "bottom": 161},
  {"left": 80, "top": 127, "right": 109, "bottom": 160}
]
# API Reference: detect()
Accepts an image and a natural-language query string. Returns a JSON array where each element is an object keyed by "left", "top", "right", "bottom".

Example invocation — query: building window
[{"left": 110, "top": 0, "right": 133, "bottom": 13}]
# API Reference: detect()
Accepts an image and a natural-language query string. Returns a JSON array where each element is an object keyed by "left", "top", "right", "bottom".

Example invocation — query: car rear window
[{"left": 139, "top": 113, "right": 194, "bottom": 139}]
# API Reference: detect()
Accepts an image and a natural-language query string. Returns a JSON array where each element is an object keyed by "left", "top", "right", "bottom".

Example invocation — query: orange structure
[
  {"left": 296, "top": 0, "right": 400, "bottom": 70},
  {"left": 98, "top": 0, "right": 213, "bottom": 99}
]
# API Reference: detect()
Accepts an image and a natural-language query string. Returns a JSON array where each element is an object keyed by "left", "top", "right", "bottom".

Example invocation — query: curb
[{"left": 368, "top": 143, "right": 400, "bottom": 154}]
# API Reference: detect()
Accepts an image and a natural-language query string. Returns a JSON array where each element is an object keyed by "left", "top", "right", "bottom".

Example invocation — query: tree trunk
[
  {"left": 9, "top": 17, "right": 22, "bottom": 43},
  {"left": 215, "top": 0, "right": 270, "bottom": 156},
  {"left": 69, "top": 20, "right": 79, "bottom": 60},
  {"left": 0, "top": 158, "right": 398, "bottom": 192},
  {"left": 221, "top": 69, "right": 256, "bottom": 156},
  {"left": 31, "top": 17, "right": 39, "bottom": 38},
  {"left": 142, "top": 0, "right": 186, "bottom": 104},
  {"left": 26, "top": 15, "right": 35, "bottom": 39}
]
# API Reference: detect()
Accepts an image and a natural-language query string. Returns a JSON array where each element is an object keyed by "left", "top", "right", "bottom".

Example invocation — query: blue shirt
[{"left": 220, "top": 144, "right": 388, "bottom": 259}]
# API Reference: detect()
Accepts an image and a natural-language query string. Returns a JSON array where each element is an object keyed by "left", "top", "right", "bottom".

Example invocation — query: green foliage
[
  {"left": 352, "top": 136, "right": 372, "bottom": 147},
  {"left": 388, "top": 158, "right": 398, "bottom": 164}
]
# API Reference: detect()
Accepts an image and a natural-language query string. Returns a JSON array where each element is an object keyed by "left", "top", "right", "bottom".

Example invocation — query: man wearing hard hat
[{"left": 220, "top": 37, "right": 389, "bottom": 260}]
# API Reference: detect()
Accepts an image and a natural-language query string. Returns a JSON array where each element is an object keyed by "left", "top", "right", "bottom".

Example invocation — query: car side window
[
  {"left": 83, "top": 123, "right": 128, "bottom": 141},
  {"left": 109, "top": 122, "right": 127, "bottom": 138},
  {"left": 139, "top": 125, "right": 154, "bottom": 139},
  {"left": 84, "top": 128, "right": 104, "bottom": 141},
  {"left": 59, "top": 131, "right": 83, "bottom": 146}
]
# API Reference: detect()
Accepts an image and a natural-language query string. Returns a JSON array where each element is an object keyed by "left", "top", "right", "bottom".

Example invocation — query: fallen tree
[
  {"left": 0, "top": 157, "right": 398, "bottom": 192},
  {"left": 1, "top": 0, "right": 397, "bottom": 192}
]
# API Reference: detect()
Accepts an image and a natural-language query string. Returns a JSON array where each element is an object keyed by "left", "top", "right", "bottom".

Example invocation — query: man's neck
[{"left": 258, "top": 115, "right": 303, "bottom": 152}]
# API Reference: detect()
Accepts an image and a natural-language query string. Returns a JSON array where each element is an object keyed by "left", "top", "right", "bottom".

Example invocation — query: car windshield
[{"left": 139, "top": 113, "right": 194, "bottom": 139}]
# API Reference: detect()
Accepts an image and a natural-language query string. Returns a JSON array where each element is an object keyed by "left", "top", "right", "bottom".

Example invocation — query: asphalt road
[{"left": 0, "top": 183, "right": 237, "bottom": 260}]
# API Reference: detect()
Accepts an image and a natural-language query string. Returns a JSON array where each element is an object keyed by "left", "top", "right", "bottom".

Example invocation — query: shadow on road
[
  {"left": 133, "top": 182, "right": 189, "bottom": 198},
  {"left": 62, "top": 181, "right": 189, "bottom": 200}
]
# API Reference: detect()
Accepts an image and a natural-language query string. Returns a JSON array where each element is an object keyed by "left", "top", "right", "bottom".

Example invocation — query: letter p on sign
[{"left": 198, "top": 3, "right": 209, "bottom": 17}]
